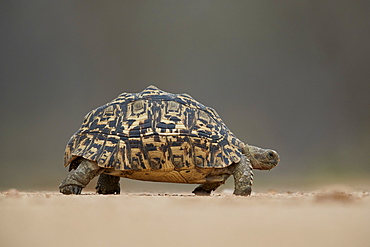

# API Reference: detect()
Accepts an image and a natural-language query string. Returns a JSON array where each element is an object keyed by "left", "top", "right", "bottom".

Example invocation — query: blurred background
[{"left": 1, "top": 1, "right": 369, "bottom": 192}]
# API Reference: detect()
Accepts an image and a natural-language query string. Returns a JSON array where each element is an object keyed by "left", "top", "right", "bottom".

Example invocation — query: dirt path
[{"left": 1, "top": 189, "right": 369, "bottom": 247}]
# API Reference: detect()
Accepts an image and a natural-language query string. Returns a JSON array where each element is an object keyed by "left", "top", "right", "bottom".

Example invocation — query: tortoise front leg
[
  {"left": 59, "top": 159, "right": 104, "bottom": 195},
  {"left": 192, "top": 182, "right": 224, "bottom": 196},
  {"left": 96, "top": 173, "right": 121, "bottom": 194},
  {"left": 233, "top": 156, "right": 254, "bottom": 196}
]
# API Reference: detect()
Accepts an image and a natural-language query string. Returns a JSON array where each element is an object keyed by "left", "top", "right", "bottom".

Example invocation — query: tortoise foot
[
  {"left": 192, "top": 189, "right": 211, "bottom": 196},
  {"left": 96, "top": 174, "right": 120, "bottom": 195},
  {"left": 233, "top": 187, "right": 252, "bottom": 196},
  {"left": 192, "top": 182, "right": 224, "bottom": 196},
  {"left": 59, "top": 185, "right": 83, "bottom": 195}
]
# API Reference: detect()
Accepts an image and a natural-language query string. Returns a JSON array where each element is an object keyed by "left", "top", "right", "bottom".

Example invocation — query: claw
[{"left": 74, "top": 186, "right": 82, "bottom": 195}]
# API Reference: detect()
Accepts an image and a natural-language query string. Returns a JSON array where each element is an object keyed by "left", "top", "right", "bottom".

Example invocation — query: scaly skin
[
  {"left": 59, "top": 159, "right": 104, "bottom": 195},
  {"left": 232, "top": 155, "right": 254, "bottom": 196},
  {"left": 96, "top": 173, "right": 121, "bottom": 194},
  {"left": 243, "top": 145, "right": 279, "bottom": 170}
]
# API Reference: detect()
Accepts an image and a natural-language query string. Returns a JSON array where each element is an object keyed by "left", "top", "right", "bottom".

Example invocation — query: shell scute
[{"left": 64, "top": 86, "right": 244, "bottom": 171}]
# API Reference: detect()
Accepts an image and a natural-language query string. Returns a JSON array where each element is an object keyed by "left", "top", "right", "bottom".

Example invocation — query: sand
[{"left": 1, "top": 189, "right": 369, "bottom": 247}]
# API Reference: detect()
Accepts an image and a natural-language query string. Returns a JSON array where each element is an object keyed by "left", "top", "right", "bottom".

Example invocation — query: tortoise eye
[{"left": 267, "top": 151, "right": 275, "bottom": 159}]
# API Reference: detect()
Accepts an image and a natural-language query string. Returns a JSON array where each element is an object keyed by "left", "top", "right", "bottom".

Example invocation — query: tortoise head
[{"left": 242, "top": 144, "right": 280, "bottom": 170}]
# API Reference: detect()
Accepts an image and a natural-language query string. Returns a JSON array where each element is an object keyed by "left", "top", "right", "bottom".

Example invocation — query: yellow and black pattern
[{"left": 64, "top": 85, "right": 244, "bottom": 171}]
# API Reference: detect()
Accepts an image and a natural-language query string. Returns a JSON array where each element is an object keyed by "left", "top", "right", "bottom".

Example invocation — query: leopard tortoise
[{"left": 59, "top": 85, "right": 279, "bottom": 196}]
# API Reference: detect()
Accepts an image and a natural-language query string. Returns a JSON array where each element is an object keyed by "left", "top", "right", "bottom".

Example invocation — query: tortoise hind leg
[
  {"left": 96, "top": 173, "right": 121, "bottom": 194},
  {"left": 59, "top": 159, "right": 104, "bottom": 195},
  {"left": 192, "top": 182, "right": 224, "bottom": 196},
  {"left": 233, "top": 155, "right": 253, "bottom": 196}
]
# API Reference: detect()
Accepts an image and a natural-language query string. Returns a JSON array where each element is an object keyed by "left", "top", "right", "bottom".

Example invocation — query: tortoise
[{"left": 59, "top": 85, "right": 279, "bottom": 196}]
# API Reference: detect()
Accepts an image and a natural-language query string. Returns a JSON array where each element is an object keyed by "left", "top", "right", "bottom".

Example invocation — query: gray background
[{"left": 1, "top": 1, "right": 369, "bottom": 191}]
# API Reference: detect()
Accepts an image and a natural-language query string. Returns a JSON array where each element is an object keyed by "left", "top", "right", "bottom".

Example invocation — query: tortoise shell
[{"left": 64, "top": 85, "right": 245, "bottom": 172}]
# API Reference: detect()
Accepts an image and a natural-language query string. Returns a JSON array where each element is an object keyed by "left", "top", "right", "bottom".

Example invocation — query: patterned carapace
[{"left": 64, "top": 85, "right": 245, "bottom": 172}]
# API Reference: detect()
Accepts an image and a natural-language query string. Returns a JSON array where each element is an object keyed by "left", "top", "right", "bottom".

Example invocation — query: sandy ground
[{"left": 1, "top": 188, "right": 369, "bottom": 247}]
